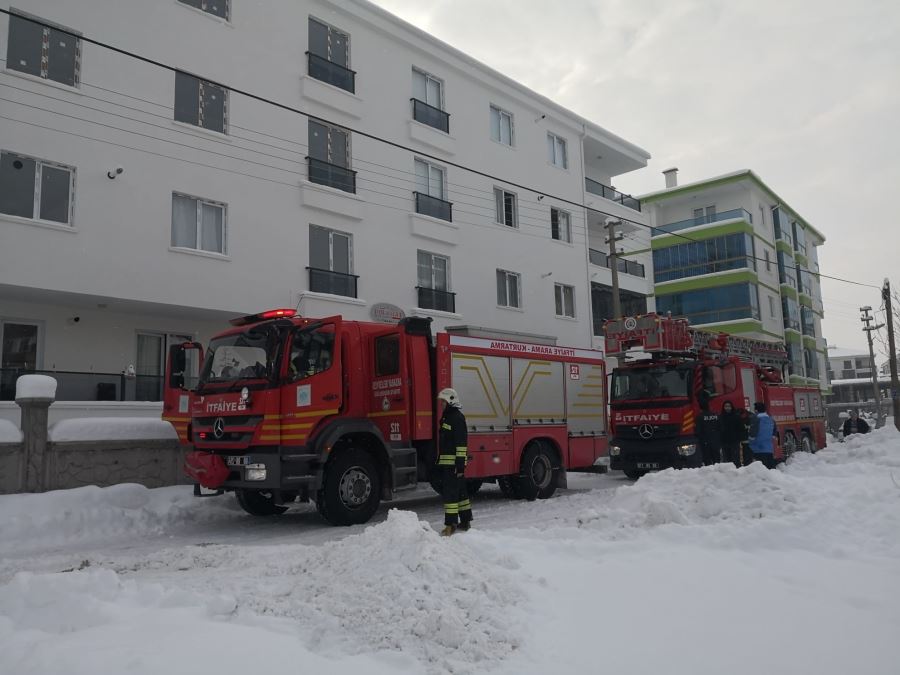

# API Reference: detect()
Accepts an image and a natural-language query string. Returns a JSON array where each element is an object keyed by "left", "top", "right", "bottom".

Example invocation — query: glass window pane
[
  {"left": 412, "top": 70, "right": 426, "bottom": 101},
  {"left": 417, "top": 251, "right": 431, "bottom": 288},
  {"left": 414, "top": 160, "right": 429, "bottom": 194},
  {"left": 0, "top": 153, "right": 37, "bottom": 218},
  {"left": 433, "top": 256, "right": 448, "bottom": 290},
  {"left": 308, "top": 121, "right": 328, "bottom": 161},
  {"left": 429, "top": 166, "right": 443, "bottom": 199},
  {"left": 136, "top": 334, "right": 163, "bottom": 377},
  {"left": 180, "top": 0, "right": 203, "bottom": 9},
  {"left": 500, "top": 113, "right": 511, "bottom": 145},
  {"left": 39, "top": 165, "right": 71, "bottom": 223},
  {"left": 332, "top": 232, "right": 350, "bottom": 274},
  {"left": 1, "top": 322, "right": 39, "bottom": 369},
  {"left": 547, "top": 134, "right": 555, "bottom": 163},
  {"left": 174, "top": 72, "right": 200, "bottom": 125},
  {"left": 494, "top": 188, "right": 503, "bottom": 223},
  {"left": 330, "top": 29, "right": 349, "bottom": 67},
  {"left": 490, "top": 107, "right": 500, "bottom": 142},
  {"left": 206, "top": 1, "right": 228, "bottom": 19},
  {"left": 309, "top": 225, "right": 331, "bottom": 269},
  {"left": 509, "top": 274, "right": 519, "bottom": 308},
  {"left": 496, "top": 270, "right": 507, "bottom": 306},
  {"left": 171, "top": 195, "right": 197, "bottom": 248},
  {"left": 47, "top": 27, "right": 78, "bottom": 87},
  {"left": 558, "top": 138, "right": 567, "bottom": 168},
  {"left": 7, "top": 15, "right": 43, "bottom": 78},
  {"left": 201, "top": 82, "right": 226, "bottom": 133},
  {"left": 330, "top": 128, "right": 348, "bottom": 167},
  {"left": 308, "top": 18, "right": 329, "bottom": 58},
  {"left": 555, "top": 285, "right": 563, "bottom": 315},
  {"left": 200, "top": 202, "right": 224, "bottom": 253},
  {"left": 426, "top": 77, "right": 441, "bottom": 108}
]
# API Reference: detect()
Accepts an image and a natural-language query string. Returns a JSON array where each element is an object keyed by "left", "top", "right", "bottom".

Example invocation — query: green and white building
[{"left": 640, "top": 169, "right": 828, "bottom": 390}]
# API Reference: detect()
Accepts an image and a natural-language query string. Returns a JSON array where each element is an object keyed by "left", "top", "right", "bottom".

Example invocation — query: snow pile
[
  {"left": 50, "top": 417, "right": 178, "bottom": 442},
  {"left": 0, "top": 569, "right": 401, "bottom": 675},
  {"left": 0, "top": 419, "right": 21, "bottom": 443},
  {"left": 14, "top": 374, "right": 56, "bottom": 400},
  {"left": 0, "top": 484, "right": 238, "bottom": 557}
]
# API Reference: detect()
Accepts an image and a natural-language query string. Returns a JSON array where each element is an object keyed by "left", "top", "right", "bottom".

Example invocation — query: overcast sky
[{"left": 372, "top": 0, "right": 900, "bottom": 358}]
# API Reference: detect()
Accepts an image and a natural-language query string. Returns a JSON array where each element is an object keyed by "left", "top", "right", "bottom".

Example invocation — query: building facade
[
  {"left": 641, "top": 169, "right": 829, "bottom": 390},
  {"left": 0, "top": 0, "right": 653, "bottom": 400}
]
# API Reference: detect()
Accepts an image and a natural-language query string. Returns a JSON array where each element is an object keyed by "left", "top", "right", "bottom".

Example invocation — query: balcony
[
  {"left": 411, "top": 98, "right": 449, "bottom": 133},
  {"left": 416, "top": 286, "right": 456, "bottom": 313},
  {"left": 654, "top": 208, "right": 752, "bottom": 236},
  {"left": 306, "top": 51, "right": 356, "bottom": 94},
  {"left": 1, "top": 368, "right": 162, "bottom": 401},
  {"left": 307, "top": 156, "right": 357, "bottom": 194},
  {"left": 307, "top": 267, "right": 359, "bottom": 298},
  {"left": 584, "top": 178, "right": 641, "bottom": 212},
  {"left": 588, "top": 248, "right": 645, "bottom": 278},
  {"left": 414, "top": 191, "right": 452, "bottom": 222}
]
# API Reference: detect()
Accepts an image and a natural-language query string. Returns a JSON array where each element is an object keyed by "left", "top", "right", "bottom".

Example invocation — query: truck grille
[{"left": 615, "top": 423, "right": 681, "bottom": 440}]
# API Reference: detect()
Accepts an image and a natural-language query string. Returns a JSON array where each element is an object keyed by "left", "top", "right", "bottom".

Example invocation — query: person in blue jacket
[{"left": 748, "top": 401, "right": 778, "bottom": 469}]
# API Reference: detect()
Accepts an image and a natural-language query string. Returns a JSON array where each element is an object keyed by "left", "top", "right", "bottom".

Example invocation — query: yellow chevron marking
[
  {"left": 280, "top": 423, "right": 315, "bottom": 430},
  {"left": 282, "top": 409, "right": 338, "bottom": 418}
]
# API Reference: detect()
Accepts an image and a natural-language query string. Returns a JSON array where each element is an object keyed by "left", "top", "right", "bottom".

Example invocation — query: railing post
[{"left": 16, "top": 374, "right": 56, "bottom": 493}]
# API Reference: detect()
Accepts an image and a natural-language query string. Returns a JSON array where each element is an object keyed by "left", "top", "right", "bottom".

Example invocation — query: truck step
[
  {"left": 281, "top": 454, "right": 318, "bottom": 462},
  {"left": 282, "top": 475, "right": 317, "bottom": 484}
]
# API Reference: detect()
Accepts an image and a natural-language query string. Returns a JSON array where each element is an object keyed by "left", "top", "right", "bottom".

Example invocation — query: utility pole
[
  {"left": 860, "top": 305, "right": 885, "bottom": 427},
  {"left": 883, "top": 279, "right": 900, "bottom": 430},
  {"left": 605, "top": 217, "right": 625, "bottom": 319}
]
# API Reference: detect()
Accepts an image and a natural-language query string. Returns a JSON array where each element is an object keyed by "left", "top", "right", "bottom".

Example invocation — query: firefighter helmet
[{"left": 437, "top": 388, "right": 460, "bottom": 406}]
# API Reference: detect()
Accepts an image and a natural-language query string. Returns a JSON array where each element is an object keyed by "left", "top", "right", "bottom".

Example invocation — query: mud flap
[{"left": 557, "top": 466, "right": 568, "bottom": 490}]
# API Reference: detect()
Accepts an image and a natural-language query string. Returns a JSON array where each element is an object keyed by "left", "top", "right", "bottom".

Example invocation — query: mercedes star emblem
[
  {"left": 213, "top": 417, "right": 226, "bottom": 439},
  {"left": 638, "top": 423, "right": 655, "bottom": 439}
]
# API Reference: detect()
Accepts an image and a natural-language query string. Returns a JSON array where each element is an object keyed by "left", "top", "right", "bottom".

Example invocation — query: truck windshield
[
  {"left": 611, "top": 365, "right": 691, "bottom": 401},
  {"left": 200, "top": 330, "right": 274, "bottom": 386}
]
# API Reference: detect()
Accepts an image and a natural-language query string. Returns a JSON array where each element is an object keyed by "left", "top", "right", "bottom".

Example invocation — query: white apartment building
[
  {"left": 0, "top": 0, "right": 653, "bottom": 401},
  {"left": 641, "top": 169, "right": 829, "bottom": 390}
]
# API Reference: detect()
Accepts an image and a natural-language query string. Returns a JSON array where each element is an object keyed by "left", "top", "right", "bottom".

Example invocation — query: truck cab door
[
  {"left": 368, "top": 329, "right": 409, "bottom": 442},
  {"left": 279, "top": 318, "right": 343, "bottom": 446},
  {"left": 163, "top": 342, "right": 203, "bottom": 444}
]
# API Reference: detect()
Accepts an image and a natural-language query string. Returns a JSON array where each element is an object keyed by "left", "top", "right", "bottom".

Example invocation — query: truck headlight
[
  {"left": 245, "top": 463, "right": 267, "bottom": 481},
  {"left": 610, "top": 445, "right": 622, "bottom": 456},
  {"left": 676, "top": 444, "right": 696, "bottom": 456}
]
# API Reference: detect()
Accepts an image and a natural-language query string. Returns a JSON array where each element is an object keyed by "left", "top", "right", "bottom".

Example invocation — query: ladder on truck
[{"left": 689, "top": 328, "right": 789, "bottom": 369}]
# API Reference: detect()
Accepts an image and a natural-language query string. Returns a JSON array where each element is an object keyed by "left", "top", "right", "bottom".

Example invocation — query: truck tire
[
  {"left": 317, "top": 448, "right": 381, "bottom": 526},
  {"left": 801, "top": 432, "right": 816, "bottom": 454},
  {"left": 235, "top": 489, "right": 289, "bottom": 516},
  {"left": 517, "top": 441, "right": 558, "bottom": 501},
  {"left": 782, "top": 432, "right": 798, "bottom": 459},
  {"left": 498, "top": 476, "right": 523, "bottom": 499}
]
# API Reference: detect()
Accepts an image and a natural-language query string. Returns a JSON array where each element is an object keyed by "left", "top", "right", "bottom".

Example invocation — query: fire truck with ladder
[
  {"left": 604, "top": 313, "right": 826, "bottom": 478},
  {"left": 163, "top": 309, "right": 609, "bottom": 525}
]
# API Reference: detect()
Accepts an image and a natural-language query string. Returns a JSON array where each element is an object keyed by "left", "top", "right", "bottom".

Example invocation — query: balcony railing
[
  {"left": 414, "top": 191, "right": 452, "bottom": 222},
  {"left": 307, "top": 156, "right": 357, "bottom": 193},
  {"left": 416, "top": 286, "right": 456, "bottom": 313},
  {"left": 307, "top": 267, "right": 359, "bottom": 298},
  {"left": 306, "top": 51, "right": 356, "bottom": 93},
  {"left": 654, "top": 208, "right": 753, "bottom": 236},
  {"left": 588, "top": 248, "right": 645, "bottom": 278},
  {"left": 411, "top": 98, "right": 450, "bottom": 133},
  {"left": 584, "top": 178, "right": 641, "bottom": 212},
  {"left": 1, "top": 368, "right": 163, "bottom": 402}
]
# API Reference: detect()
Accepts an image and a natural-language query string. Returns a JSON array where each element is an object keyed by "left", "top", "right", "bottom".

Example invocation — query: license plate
[
  {"left": 637, "top": 462, "right": 659, "bottom": 470},
  {"left": 226, "top": 455, "right": 249, "bottom": 467}
]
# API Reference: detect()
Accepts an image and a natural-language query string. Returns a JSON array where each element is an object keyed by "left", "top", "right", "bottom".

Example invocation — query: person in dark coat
[
  {"left": 720, "top": 400, "right": 748, "bottom": 467},
  {"left": 695, "top": 391, "right": 722, "bottom": 465},
  {"left": 748, "top": 401, "right": 777, "bottom": 469},
  {"left": 842, "top": 410, "right": 870, "bottom": 437},
  {"left": 436, "top": 388, "right": 472, "bottom": 536}
]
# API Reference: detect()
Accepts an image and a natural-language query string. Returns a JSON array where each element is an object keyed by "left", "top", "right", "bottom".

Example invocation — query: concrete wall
[{"left": 0, "top": 401, "right": 163, "bottom": 425}]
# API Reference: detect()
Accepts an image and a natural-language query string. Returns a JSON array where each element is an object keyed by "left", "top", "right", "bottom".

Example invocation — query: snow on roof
[{"left": 826, "top": 348, "right": 870, "bottom": 359}]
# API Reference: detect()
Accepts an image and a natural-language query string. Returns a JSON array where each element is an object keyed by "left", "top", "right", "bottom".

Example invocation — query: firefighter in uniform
[{"left": 437, "top": 388, "right": 472, "bottom": 536}]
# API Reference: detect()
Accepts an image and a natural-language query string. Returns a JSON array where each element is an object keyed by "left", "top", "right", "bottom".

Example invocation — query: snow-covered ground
[{"left": 2, "top": 429, "right": 899, "bottom": 674}]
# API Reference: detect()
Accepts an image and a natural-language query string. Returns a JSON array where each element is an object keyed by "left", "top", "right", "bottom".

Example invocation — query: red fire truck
[
  {"left": 604, "top": 314, "right": 826, "bottom": 478},
  {"left": 163, "top": 309, "right": 609, "bottom": 525}
]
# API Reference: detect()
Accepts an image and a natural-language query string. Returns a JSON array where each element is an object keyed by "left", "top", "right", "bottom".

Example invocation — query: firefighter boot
[
  {"left": 440, "top": 525, "right": 457, "bottom": 537},
  {"left": 457, "top": 521, "right": 471, "bottom": 532}
]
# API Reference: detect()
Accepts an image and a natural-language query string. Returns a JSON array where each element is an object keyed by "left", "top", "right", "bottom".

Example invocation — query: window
[
  {"left": 308, "top": 225, "right": 356, "bottom": 297},
  {"left": 496, "top": 269, "right": 521, "bottom": 308},
  {"left": 7, "top": 12, "right": 80, "bottom": 87},
  {"left": 0, "top": 151, "right": 74, "bottom": 225},
  {"left": 289, "top": 326, "right": 335, "bottom": 381},
  {"left": 136, "top": 332, "right": 192, "bottom": 401},
  {"left": 781, "top": 296, "right": 801, "bottom": 331},
  {"left": 177, "top": 0, "right": 229, "bottom": 19},
  {"left": 375, "top": 335, "right": 400, "bottom": 376},
  {"left": 551, "top": 208, "right": 571, "bottom": 243},
  {"left": 411, "top": 69, "right": 448, "bottom": 133},
  {"left": 308, "top": 17, "right": 354, "bottom": 93},
  {"left": 777, "top": 251, "right": 796, "bottom": 288},
  {"left": 308, "top": 121, "right": 355, "bottom": 192},
  {"left": 591, "top": 285, "right": 647, "bottom": 335},
  {"left": 758, "top": 204, "right": 766, "bottom": 228},
  {"left": 547, "top": 132, "right": 568, "bottom": 168},
  {"left": 693, "top": 206, "right": 717, "bottom": 225},
  {"left": 171, "top": 193, "right": 226, "bottom": 254},
  {"left": 765, "top": 249, "right": 771, "bottom": 272},
  {"left": 414, "top": 159, "right": 451, "bottom": 221},
  {"left": 652, "top": 233, "right": 754, "bottom": 282},
  {"left": 656, "top": 283, "right": 761, "bottom": 326},
  {"left": 174, "top": 72, "right": 227, "bottom": 134},
  {"left": 769, "top": 295, "right": 776, "bottom": 318},
  {"left": 490, "top": 105, "right": 514, "bottom": 146},
  {"left": 416, "top": 251, "right": 454, "bottom": 312},
  {"left": 494, "top": 188, "right": 517, "bottom": 228},
  {"left": 554, "top": 283, "right": 575, "bottom": 318}
]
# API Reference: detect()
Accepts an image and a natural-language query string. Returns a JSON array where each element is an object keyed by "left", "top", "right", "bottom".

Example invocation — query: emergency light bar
[{"left": 229, "top": 308, "right": 297, "bottom": 326}]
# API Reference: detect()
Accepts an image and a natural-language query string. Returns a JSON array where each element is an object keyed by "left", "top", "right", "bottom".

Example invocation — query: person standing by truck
[
  {"left": 720, "top": 400, "right": 747, "bottom": 467},
  {"left": 748, "top": 401, "right": 777, "bottom": 469},
  {"left": 437, "top": 388, "right": 472, "bottom": 536},
  {"left": 695, "top": 391, "right": 722, "bottom": 465}
]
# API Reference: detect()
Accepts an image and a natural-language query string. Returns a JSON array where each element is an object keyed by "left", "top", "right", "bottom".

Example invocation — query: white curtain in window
[
  {"left": 414, "top": 160, "right": 429, "bottom": 195},
  {"left": 200, "top": 202, "right": 224, "bottom": 253},
  {"left": 426, "top": 77, "right": 441, "bottom": 108},
  {"left": 172, "top": 195, "right": 197, "bottom": 248},
  {"left": 428, "top": 165, "right": 443, "bottom": 199}
]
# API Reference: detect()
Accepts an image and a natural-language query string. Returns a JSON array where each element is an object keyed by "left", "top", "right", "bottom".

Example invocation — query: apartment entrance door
[{"left": 1, "top": 321, "right": 40, "bottom": 400}]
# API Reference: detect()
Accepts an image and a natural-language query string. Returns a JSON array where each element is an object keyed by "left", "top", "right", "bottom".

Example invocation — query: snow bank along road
[{"left": 2, "top": 429, "right": 899, "bottom": 675}]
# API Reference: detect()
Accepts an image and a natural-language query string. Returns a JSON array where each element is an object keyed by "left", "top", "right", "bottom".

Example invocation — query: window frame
[
  {"left": 176, "top": 0, "right": 230, "bottom": 21},
  {"left": 493, "top": 187, "right": 518, "bottom": 228},
  {"left": 174, "top": 71, "right": 229, "bottom": 135},
  {"left": 309, "top": 224, "right": 353, "bottom": 274},
  {"left": 308, "top": 120, "right": 351, "bottom": 168},
  {"left": 308, "top": 16, "right": 351, "bottom": 67},
  {"left": 0, "top": 150, "right": 75, "bottom": 226},
  {"left": 547, "top": 132, "right": 568, "bottom": 169},
  {"left": 490, "top": 104, "right": 514, "bottom": 146},
  {"left": 412, "top": 67, "right": 444, "bottom": 110},
  {"left": 414, "top": 158, "right": 446, "bottom": 200},
  {"left": 550, "top": 207, "right": 572, "bottom": 243},
  {"left": 171, "top": 192, "right": 228, "bottom": 255},
  {"left": 6, "top": 11, "right": 81, "bottom": 88},
  {"left": 496, "top": 269, "right": 522, "bottom": 309},
  {"left": 554, "top": 283, "right": 576, "bottom": 318},
  {"left": 416, "top": 250, "right": 450, "bottom": 291}
]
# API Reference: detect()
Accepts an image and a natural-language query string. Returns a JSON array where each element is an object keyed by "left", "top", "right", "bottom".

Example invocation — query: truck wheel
[
  {"left": 317, "top": 448, "right": 381, "bottom": 526},
  {"left": 498, "top": 476, "right": 523, "bottom": 499},
  {"left": 466, "top": 479, "right": 483, "bottom": 497},
  {"left": 235, "top": 489, "right": 288, "bottom": 516},
  {"left": 801, "top": 432, "right": 816, "bottom": 454},
  {"left": 782, "top": 432, "right": 798, "bottom": 459},
  {"left": 623, "top": 469, "right": 644, "bottom": 480},
  {"left": 517, "top": 441, "right": 558, "bottom": 501}
]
